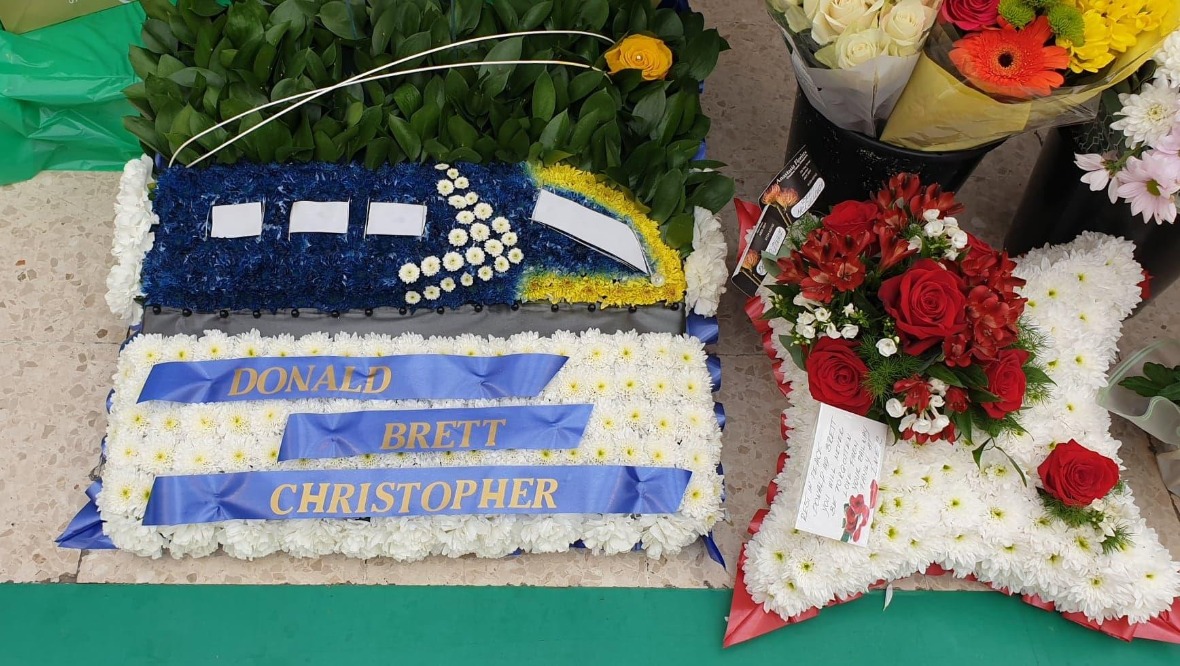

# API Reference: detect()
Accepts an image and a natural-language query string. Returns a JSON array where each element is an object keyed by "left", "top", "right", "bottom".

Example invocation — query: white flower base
[
  {"left": 744, "top": 233, "right": 1180, "bottom": 625},
  {"left": 98, "top": 329, "right": 724, "bottom": 561}
]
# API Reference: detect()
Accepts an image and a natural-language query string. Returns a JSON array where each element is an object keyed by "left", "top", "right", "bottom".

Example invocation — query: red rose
[
  {"left": 981, "top": 348, "right": 1029, "bottom": 419},
  {"left": 806, "top": 338, "right": 874, "bottom": 416},
  {"left": 823, "top": 201, "right": 879, "bottom": 236},
  {"left": 878, "top": 259, "right": 969, "bottom": 355},
  {"left": 1037, "top": 440, "right": 1120, "bottom": 507},
  {"left": 940, "top": 0, "right": 1000, "bottom": 31}
]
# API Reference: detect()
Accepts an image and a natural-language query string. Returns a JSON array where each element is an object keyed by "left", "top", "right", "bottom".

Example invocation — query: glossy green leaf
[
  {"left": 319, "top": 0, "right": 365, "bottom": 40},
  {"left": 518, "top": 1, "right": 552, "bottom": 30},
  {"left": 479, "top": 37, "right": 523, "bottom": 97},
  {"left": 531, "top": 71, "right": 556, "bottom": 121}
]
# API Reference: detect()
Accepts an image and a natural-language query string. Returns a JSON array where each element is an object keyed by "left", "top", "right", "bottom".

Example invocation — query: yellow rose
[
  {"left": 804, "top": 0, "right": 885, "bottom": 46},
  {"left": 880, "top": 0, "right": 936, "bottom": 56},
  {"left": 605, "top": 35, "right": 674, "bottom": 81}
]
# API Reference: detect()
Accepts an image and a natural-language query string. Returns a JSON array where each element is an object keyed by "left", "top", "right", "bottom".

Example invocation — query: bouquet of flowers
[
  {"left": 765, "top": 0, "right": 942, "bottom": 135},
  {"left": 1075, "top": 31, "right": 1180, "bottom": 223},
  {"left": 879, "top": 0, "right": 1180, "bottom": 150},
  {"left": 762, "top": 173, "right": 1052, "bottom": 447}
]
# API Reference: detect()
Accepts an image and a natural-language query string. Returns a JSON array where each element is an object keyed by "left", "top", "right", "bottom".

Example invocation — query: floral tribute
[
  {"left": 726, "top": 194, "right": 1180, "bottom": 644},
  {"left": 764, "top": 174, "right": 1051, "bottom": 451}
]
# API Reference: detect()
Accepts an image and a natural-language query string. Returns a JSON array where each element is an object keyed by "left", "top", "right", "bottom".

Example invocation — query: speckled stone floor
[{"left": 1, "top": 0, "right": 1177, "bottom": 587}]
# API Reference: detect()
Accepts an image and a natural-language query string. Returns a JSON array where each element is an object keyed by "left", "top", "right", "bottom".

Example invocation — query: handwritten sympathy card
[{"left": 795, "top": 403, "right": 887, "bottom": 548}]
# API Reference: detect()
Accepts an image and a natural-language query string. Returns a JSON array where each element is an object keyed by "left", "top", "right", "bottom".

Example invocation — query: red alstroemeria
[
  {"left": 877, "top": 226, "right": 918, "bottom": 271},
  {"left": 827, "top": 255, "right": 868, "bottom": 292},
  {"left": 910, "top": 183, "right": 964, "bottom": 218},
  {"left": 904, "top": 422, "right": 958, "bottom": 445},
  {"left": 894, "top": 375, "right": 932, "bottom": 412},
  {"left": 776, "top": 253, "right": 807, "bottom": 285},
  {"left": 944, "top": 386, "right": 970, "bottom": 413},
  {"left": 943, "top": 331, "right": 972, "bottom": 368},
  {"left": 800, "top": 267, "right": 835, "bottom": 303},
  {"left": 966, "top": 285, "right": 1021, "bottom": 361}
]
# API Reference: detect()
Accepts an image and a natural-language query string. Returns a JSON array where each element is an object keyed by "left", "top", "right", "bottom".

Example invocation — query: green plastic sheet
[{"left": 0, "top": 3, "right": 145, "bottom": 185}]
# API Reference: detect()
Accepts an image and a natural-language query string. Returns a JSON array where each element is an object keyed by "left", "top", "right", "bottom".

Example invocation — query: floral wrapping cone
[{"left": 879, "top": 10, "right": 1180, "bottom": 151}]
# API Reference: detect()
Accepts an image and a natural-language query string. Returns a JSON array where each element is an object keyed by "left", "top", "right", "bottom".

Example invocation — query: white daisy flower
[
  {"left": 470, "top": 223, "right": 490, "bottom": 242},
  {"left": 473, "top": 202, "right": 494, "bottom": 220},
  {"left": 1112, "top": 80, "right": 1180, "bottom": 148},
  {"left": 436, "top": 180, "right": 454, "bottom": 195},
  {"left": 494, "top": 256, "right": 510, "bottom": 272},
  {"left": 492, "top": 217, "right": 511, "bottom": 233},
  {"left": 508, "top": 248, "right": 524, "bottom": 264},
  {"left": 465, "top": 247, "right": 486, "bottom": 265},
  {"left": 501, "top": 231, "right": 518, "bottom": 246},
  {"left": 454, "top": 176, "right": 469, "bottom": 189},
  {"left": 464, "top": 192, "right": 479, "bottom": 205},
  {"left": 460, "top": 272, "right": 474, "bottom": 286},
  {"left": 484, "top": 239, "right": 504, "bottom": 256},
  {"left": 440, "top": 277, "right": 456, "bottom": 292},
  {"left": 478, "top": 266, "right": 494, "bottom": 281},
  {"left": 398, "top": 263, "right": 421, "bottom": 283},
  {"left": 448, "top": 195, "right": 467, "bottom": 209},
  {"left": 443, "top": 252, "right": 465, "bottom": 271},
  {"left": 405, "top": 291, "right": 421, "bottom": 305},
  {"left": 446, "top": 168, "right": 460, "bottom": 179},
  {"left": 420, "top": 256, "right": 441, "bottom": 277},
  {"left": 456, "top": 210, "right": 475, "bottom": 225},
  {"left": 448, "top": 228, "right": 468, "bottom": 246},
  {"left": 423, "top": 285, "right": 441, "bottom": 300}
]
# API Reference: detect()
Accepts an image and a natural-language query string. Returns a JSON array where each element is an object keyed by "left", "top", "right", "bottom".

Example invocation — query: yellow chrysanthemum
[
  {"left": 1059, "top": 10, "right": 1116, "bottom": 73},
  {"left": 524, "top": 164, "right": 687, "bottom": 308}
]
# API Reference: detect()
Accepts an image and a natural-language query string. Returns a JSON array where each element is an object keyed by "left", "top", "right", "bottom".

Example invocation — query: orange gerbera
[{"left": 949, "top": 17, "right": 1071, "bottom": 100}]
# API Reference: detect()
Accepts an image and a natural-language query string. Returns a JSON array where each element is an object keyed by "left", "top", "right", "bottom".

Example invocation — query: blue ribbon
[
  {"left": 137, "top": 354, "right": 568, "bottom": 404},
  {"left": 713, "top": 402, "right": 726, "bottom": 430},
  {"left": 686, "top": 314, "right": 719, "bottom": 345},
  {"left": 142, "top": 465, "right": 692, "bottom": 525},
  {"left": 279, "top": 404, "right": 594, "bottom": 461},
  {"left": 56, "top": 481, "right": 117, "bottom": 550},
  {"left": 707, "top": 354, "right": 722, "bottom": 392}
]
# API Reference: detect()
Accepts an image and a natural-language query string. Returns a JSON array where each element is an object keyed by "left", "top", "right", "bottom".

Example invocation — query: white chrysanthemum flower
[
  {"left": 492, "top": 216, "right": 511, "bottom": 233},
  {"left": 507, "top": 248, "right": 524, "bottom": 264},
  {"left": 453, "top": 176, "right": 469, "bottom": 189},
  {"left": 494, "top": 256, "right": 510, "bottom": 272},
  {"left": 448, "top": 228, "right": 468, "bottom": 246},
  {"left": 1112, "top": 80, "right": 1180, "bottom": 148},
  {"left": 398, "top": 263, "right": 421, "bottom": 283},
  {"left": 470, "top": 222, "right": 490, "bottom": 242},
  {"left": 434, "top": 163, "right": 450, "bottom": 170},
  {"left": 477, "top": 266, "right": 494, "bottom": 281},
  {"left": 484, "top": 239, "right": 504, "bottom": 256},
  {"left": 405, "top": 291, "right": 421, "bottom": 305},
  {"left": 460, "top": 272, "right": 474, "bottom": 286},
  {"left": 436, "top": 180, "right": 454, "bottom": 195},
  {"left": 448, "top": 195, "right": 467, "bottom": 209},
  {"left": 464, "top": 191, "right": 479, "bottom": 205},
  {"left": 423, "top": 285, "right": 441, "bottom": 300},
  {"left": 456, "top": 210, "right": 475, "bottom": 225},
  {"left": 1154, "top": 30, "right": 1180, "bottom": 86},
  {"left": 473, "top": 202, "right": 494, "bottom": 220},
  {"left": 440, "top": 277, "right": 456, "bottom": 292},
  {"left": 420, "top": 256, "right": 441, "bottom": 277},
  {"left": 446, "top": 167, "right": 460, "bottom": 179},
  {"left": 465, "top": 247, "right": 486, "bottom": 265},
  {"left": 501, "top": 231, "right": 518, "bottom": 246},
  {"left": 442, "top": 251, "right": 465, "bottom": 271}
]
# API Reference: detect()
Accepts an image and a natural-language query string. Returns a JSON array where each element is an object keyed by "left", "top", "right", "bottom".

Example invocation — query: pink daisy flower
[
  {"left": 1116, "top": 151, "right": 1180, "bottom": 224},
  {"left": 1075, "top": 153, "right": 1121, "bottom": 203}
]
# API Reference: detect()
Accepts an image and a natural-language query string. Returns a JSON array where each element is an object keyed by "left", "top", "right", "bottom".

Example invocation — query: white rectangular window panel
[
  {"left": 289, "top": 201, "right": 350, "bottom": 234},
  {"left": 365, "top": 202, "right": 428, "bottom": 237},
  {"left": 531, "top": 190, "right": 649, "bottom": 275},
  {"left": 210, "top": 202, "right": 264, "bottom": 239}
]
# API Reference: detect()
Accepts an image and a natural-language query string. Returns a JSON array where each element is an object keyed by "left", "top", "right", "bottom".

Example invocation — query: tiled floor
[{"left": 1, "top": 0, "right": 1177, "bottom": 587}]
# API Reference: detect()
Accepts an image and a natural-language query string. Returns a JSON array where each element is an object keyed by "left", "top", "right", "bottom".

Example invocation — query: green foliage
[
  {"left": 124, "top": 0, "right": 732, "bottom": 250},
  {"left": 860, "top": 339, "right": 924, "bottom": 401},
  {"left": 1119, "top": 362, "right": 1180, "bottom": 402},
  {"left": 1037, "top": 489, "right": 1133, "bottom": 553}
]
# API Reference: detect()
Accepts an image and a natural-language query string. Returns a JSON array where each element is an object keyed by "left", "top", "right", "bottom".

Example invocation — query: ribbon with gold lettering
[
  {"left": 141, "top": 466, "right": 692, "bottom": 525},
  {"left": 136, "top": 354, "right": 568, "bottom": 404},
  {"left": 279, "top": 404, "right": 595, "bottom": 461}
]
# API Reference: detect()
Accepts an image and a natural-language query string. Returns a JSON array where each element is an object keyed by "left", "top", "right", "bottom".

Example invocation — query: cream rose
[
  {"left": 880, "top": 0, "right": 936, "bottom": 56},
  {"left": 833, "top": 27, "right": 887, "bottom": 69},
  {"left": 804, "top": 0, "right": 885, "bottom": 46}
]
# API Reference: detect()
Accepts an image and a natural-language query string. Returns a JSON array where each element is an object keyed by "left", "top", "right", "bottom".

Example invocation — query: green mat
[
  {"left": 1, "top": 585, "right": 1176, "bottom": 665},
  {"left": 0, "top": 3, "right": 144, "bottom": 185}
]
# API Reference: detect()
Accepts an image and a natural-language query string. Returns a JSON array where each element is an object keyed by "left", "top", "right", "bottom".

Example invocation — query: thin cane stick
[
  {"left": 169, "top": 29, "right": 613, "bottom": 167},
  {"left": 186, "top": 59, "right": 602, "bottom": 167}
]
